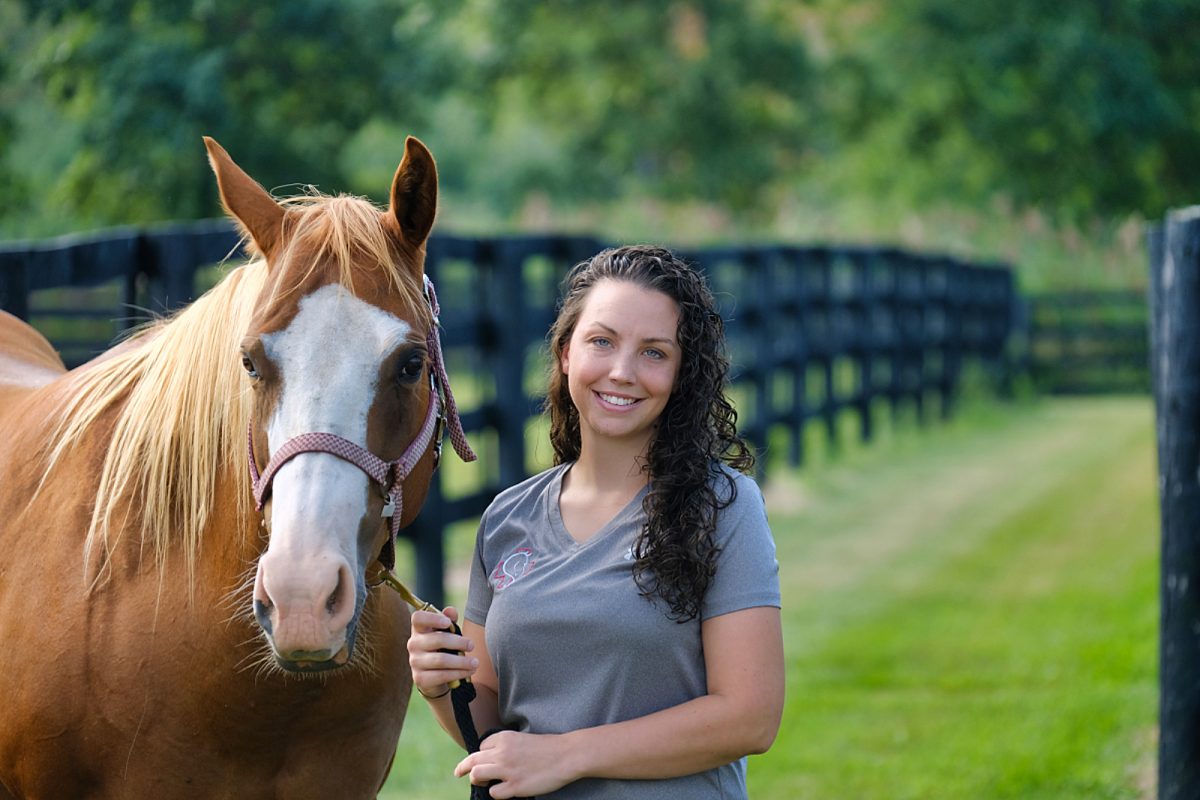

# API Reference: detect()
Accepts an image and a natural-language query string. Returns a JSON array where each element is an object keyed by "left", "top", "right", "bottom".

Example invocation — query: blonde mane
[{"left": 42, "top": 191, "right": 429, "bottom": 589}]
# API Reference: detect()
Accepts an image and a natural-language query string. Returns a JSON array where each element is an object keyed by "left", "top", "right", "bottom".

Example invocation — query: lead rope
[
  {"left": 375, "top": 576, "right": 505, "bottom": 799},
  {"left": 421, "top": 277, "right": 519, "bottom": 798}
]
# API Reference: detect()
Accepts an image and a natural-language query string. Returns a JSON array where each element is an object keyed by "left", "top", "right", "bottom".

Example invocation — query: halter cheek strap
[
  {"left": 247, "top": 384, "right": 442, "bottom": 542},
  {"left": 247, "top": 275, "right": 477, "bottom": 570}
]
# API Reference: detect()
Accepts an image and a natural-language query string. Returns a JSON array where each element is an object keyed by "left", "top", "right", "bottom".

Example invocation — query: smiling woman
[{"left": 408, "top": 245, "right": 784, "bottom": 799}]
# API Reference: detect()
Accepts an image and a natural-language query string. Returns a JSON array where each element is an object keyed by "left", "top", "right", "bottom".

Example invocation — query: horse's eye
[
  {"left": 397, "top": 353, "right": 425, "bottom": 384},
  {"left": 241, "top": 354, "right": 259, "bottom": 379}
]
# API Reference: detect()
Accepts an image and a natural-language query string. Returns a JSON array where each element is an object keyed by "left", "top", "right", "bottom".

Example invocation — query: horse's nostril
[{"left": 326, "top": 565, "right": 350, "bottom": 617}]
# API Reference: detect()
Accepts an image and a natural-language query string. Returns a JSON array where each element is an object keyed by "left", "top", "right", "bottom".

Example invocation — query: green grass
[{"left": 381, "top": 396, "right": 1158, "bottom": 799}]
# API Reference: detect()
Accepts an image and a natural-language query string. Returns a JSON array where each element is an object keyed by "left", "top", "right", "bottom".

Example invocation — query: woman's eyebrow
[{"left": 586, "top": 321, "right": 677, "bottom": 347}]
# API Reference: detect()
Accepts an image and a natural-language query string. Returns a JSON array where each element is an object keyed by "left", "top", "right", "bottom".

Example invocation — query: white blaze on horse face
[{"left": 255, "top": 284, "right": 413, "bottom": 656}]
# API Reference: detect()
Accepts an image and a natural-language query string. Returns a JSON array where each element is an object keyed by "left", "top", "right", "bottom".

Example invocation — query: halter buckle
[{"left": 431, "top": 414, "right": 446, "bottom": 471}]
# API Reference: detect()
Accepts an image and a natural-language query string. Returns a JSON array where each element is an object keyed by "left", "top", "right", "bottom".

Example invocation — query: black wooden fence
[
  {"left": 1, "top": 221, "right": 1017, "bottom": 605},
  {"left": 1027, "top": 289, "right": 1151, "bottom": 394},
  {"left": 1149, "top": 207, "right": 1200, "bottom": 800}
]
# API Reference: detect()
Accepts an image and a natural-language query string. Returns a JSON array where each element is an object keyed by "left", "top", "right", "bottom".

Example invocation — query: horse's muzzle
[
  {"left": 254, "top": 597, "right": 358, "bottom": 672},
  {"left": 252, "top": 553, "right": 363, "bottom": 671}
]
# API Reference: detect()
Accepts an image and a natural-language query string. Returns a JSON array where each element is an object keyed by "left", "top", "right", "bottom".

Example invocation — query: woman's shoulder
[{"left": 708, "top": 461, "right": 764, "bottom": 509}]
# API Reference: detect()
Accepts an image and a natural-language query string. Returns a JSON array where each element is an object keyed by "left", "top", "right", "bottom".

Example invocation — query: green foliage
[
  {"left": 0, "top": 1, "right": 31, "bottom": 220},
  {"left": 453, "top": 0, "right": 815, "bottom": 210},
  {"left": 815, "top": 0, "right": 1200, "bottom": 219},
  {"left": 6, "top": 0, "right": 451, "bottom": 227},
  {"left": 1, "top": 0, "right": 1198, "bottom": 268}
]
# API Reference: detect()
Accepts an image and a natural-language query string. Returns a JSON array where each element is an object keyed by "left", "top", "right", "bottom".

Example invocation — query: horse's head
[{"left": 204, "top": 136, "right": 469, "bottom": 672}]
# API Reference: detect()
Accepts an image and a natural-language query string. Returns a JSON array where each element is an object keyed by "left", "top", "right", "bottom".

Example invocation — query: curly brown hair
[{"left": 546, "top": 245, "right": 755, "bottom": 621}]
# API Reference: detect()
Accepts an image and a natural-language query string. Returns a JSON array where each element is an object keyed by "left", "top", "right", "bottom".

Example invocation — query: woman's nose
[{"left": 608, "top": 350, "right": 636, "bottom": 383}]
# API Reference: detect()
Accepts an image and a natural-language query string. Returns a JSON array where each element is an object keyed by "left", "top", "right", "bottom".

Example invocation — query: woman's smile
[{"left": 596, "top": 391, "right": 640, "bottom": 408}]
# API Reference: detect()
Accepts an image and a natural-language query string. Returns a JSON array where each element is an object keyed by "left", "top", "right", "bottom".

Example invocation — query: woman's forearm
[{"left": 559, "top": 689, "right": 780, "bottom": 782}]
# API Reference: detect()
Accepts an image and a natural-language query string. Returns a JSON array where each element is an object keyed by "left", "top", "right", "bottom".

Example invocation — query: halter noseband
[{"left": 247, "top": 275, "right": 476, "bottom": 563}]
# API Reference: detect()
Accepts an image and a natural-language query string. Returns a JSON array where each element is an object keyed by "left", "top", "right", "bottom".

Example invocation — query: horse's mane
[{"left": 41, "top": 192, "right": 429, "bottom": 589}]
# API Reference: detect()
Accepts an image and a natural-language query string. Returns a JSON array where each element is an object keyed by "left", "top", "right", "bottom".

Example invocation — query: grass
[{"left": 381, "top": 395, "right": 1158, "bottom": 799}]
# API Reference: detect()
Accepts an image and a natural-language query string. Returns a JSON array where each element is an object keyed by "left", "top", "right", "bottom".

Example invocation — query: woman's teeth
[{"left": 599, "top": 393, "right": 636, "bottom": 406}]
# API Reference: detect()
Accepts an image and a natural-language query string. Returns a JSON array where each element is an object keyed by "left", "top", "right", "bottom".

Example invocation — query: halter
[{"left": 247, "top": 275, "right": 476, "bottom": 572}]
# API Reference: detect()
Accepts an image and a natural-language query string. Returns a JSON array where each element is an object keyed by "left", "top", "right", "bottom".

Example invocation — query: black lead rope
[
  {"left": 374, "top": 560, "right": 530, "bottom": 798},
  {"left": 440, "top": 620, "right": 533, "bottom": 800},
  {"left": 443, "top": 628, "right": 499, "bottom": 800},
  {"left": 448, "top": 677, "right": 491, "bottom": 800}
]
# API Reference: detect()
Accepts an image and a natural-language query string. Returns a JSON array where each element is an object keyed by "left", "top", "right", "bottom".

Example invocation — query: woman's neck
[{"left": 567, "top": 434, "right": 652, "bottom": 498}]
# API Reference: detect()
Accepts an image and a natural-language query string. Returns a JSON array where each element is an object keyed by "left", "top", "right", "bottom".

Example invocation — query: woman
[{"left": 408, "top": 245, "right": 784, "bottom": 799}]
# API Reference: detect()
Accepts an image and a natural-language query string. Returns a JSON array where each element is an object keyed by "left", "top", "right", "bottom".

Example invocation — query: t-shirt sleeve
[
  {"left": 702, "top": 472, "right": 781, "bottom": 620},
  {"left": 464, "top": 514, "right": 494, "bottom": 626}
]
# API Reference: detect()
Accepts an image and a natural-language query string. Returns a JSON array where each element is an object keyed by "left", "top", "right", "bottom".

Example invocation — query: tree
[
  {"left": 816, "top": 0, "right": 1200, "bottom": 218},
  {"left": 12, "top": 0, "right": 454, "bottom": 225},
  {"left": 449, "top": 0, "right": 817, "bottom": 211}
]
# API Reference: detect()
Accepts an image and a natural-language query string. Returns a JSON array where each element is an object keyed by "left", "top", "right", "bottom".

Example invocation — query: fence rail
[
  {"left": 1, "top": 220, "right": 1017, "bottom": 605},
  {"left": 1027, "top": 289, "right": 1150, "bottom": 394}
]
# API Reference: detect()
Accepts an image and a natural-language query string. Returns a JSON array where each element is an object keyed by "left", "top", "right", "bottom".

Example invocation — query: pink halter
[{"left": 248, "top": 275, "right": 477, "bottom": 544}]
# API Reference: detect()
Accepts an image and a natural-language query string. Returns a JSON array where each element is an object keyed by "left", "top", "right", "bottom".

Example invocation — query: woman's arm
[
  {"left": 454, "top": 605, "right": 784, "bottom": 798},
  {"left": 408, "top": 607, "right": 502, "bottom": 747}
]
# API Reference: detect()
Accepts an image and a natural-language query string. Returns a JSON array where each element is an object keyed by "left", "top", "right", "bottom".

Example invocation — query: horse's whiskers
[{"left": 220, "top": 565, "right": 259, "bottom": 627}]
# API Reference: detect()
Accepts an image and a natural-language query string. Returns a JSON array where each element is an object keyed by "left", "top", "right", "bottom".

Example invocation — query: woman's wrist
[
  {"left": 557, "top": 729, "right": 590, "bottom": 783},
  {"left": 416, "top": 683, "right": 451, "bottom": 700}
]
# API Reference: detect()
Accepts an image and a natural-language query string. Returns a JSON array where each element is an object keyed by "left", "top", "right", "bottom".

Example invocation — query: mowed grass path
[{"left": 383, "top": 397, "right": 1158, "bottom": 799}]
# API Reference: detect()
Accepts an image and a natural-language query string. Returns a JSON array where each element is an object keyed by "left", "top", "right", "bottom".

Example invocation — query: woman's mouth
[{"left": 597, "top": 392, "right": 639, "bottom": 407}]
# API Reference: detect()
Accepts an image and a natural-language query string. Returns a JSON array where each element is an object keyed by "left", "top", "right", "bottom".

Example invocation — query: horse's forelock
[{"left": 268, "top": 194, "right": 429, "bottom": 327}]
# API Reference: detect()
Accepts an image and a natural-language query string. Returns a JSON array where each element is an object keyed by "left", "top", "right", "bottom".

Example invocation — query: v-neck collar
[{"left": 547, "top": 463, "right": 651, "bottom": 550}]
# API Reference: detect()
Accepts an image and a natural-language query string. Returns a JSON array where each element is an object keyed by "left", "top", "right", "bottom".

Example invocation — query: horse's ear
[
  {"left": 203, "top": 137, "right": 285, "bottom": 260},
  {"left": 388, "top": 136, "right": 438, "bottom": 250}
]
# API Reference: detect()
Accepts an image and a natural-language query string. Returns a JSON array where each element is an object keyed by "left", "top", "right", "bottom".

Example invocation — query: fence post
[
  {"left": 816, "top": 249, "right": 839, "bottom": 451},
  {"left": 940, "top": 259, "right": 963, "bottom": 419},
  {"left": 747, "top": 249, "right": 772, "bottom": 472},
  {"left": 787, "top": 248, "right": 808, "bottom": 468},
  {"left": 854, "top": 253, "right": 874, "bottom": 443},
  {"left": 0, "top": 250, "right": 28, "bottom": 320},
  {"left": 492, "top": 239, "right": 531, "bottom": 489},
  {"left": 1154, "top": 207, "right": 1200, "bottom": 800}
]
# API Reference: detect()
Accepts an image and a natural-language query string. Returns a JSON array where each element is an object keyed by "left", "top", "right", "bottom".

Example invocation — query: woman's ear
[{"left": 560, "top": 343, "right": 570, "bottom": 374}]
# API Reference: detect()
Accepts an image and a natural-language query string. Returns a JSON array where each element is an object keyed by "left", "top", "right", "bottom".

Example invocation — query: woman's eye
[
  {"left": 241, "top": 354, "right": 259, "bottom": 379},
  {"left": 592, "top": 337, "right": 612, "bottom": 348},
  {"left": 398, "top": 354, "right": 425, "bottom": 384},
  {"left": 644, "top": 348, "right": 665, "bottom": 360}
]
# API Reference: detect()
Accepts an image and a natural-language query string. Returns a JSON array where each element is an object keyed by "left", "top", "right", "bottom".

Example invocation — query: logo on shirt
[{"left": 491, "top": 547, "right": 537, "bottom": 590}]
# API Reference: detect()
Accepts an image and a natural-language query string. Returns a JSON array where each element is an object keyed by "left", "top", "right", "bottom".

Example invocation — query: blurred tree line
[{"left": 1, "top": 0, "right": 1197, "bottom": 246}]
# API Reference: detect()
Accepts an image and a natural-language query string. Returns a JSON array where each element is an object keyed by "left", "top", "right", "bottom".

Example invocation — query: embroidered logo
[{"left": 491, "top": 547, "right": 536, "bottom": 590}]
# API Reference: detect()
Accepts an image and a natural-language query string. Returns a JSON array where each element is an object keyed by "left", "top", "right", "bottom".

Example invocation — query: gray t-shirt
[{"left": 465, "top": 462, "right": 781, "bottom": 799}]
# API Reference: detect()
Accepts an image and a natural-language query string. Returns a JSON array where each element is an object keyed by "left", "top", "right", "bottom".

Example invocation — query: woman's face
[{"left": 560, "top": 279, "right": 681, "bottom": 455}]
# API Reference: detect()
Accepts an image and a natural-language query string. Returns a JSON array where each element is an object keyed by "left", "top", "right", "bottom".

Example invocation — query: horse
[{"left": 0, "top": 135, "right": 475, "bottom": 798}]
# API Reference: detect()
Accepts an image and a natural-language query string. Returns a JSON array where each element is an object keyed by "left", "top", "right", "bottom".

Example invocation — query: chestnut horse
[{"left": 0, "top": 136, "right": 474, "bottom": 798}]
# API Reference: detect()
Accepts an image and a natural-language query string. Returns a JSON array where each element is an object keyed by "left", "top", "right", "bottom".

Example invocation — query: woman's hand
[
  {"left": 454, "top": 731, "right": 576, "bottom": 799},
  {"left": 407, "top": 606, "right": 479, "bottom": 698}
]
